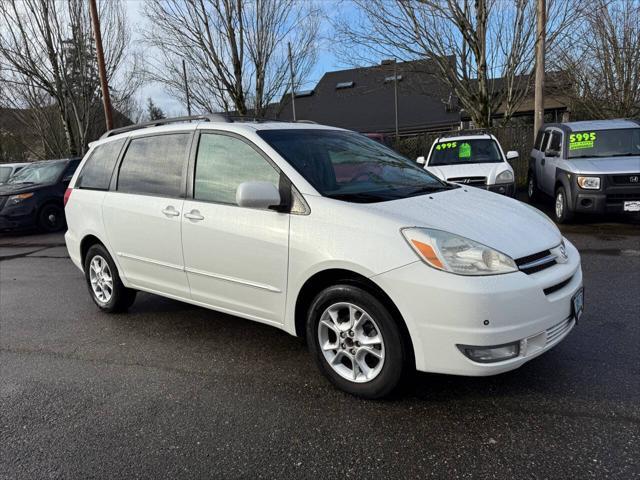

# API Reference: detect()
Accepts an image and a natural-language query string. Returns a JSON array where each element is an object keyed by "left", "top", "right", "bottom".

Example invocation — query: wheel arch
[
  {"left": 294, "top": 268, "right": 416, "bottom": 367},
  {"left": 554, "top": 169, "right": 574, "bottom": 206},
  {"left": 80, "top": 233, "right": 110, "bottom": 266}
]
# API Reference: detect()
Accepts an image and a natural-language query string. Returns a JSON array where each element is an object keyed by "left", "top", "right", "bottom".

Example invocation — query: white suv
[
  {"left": 65, "top": 116, "right": 584, "bottom": 399},
  {"left": 418, "top": 132, "right": 517, "bottom": 196}
]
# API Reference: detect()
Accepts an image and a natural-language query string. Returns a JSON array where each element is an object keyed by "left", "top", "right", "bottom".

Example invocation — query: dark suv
[
  {"left": 0, "top": 158, "right": 80, "bottom": 232},
  {"left": 528, "top": 119, "right": 640, "bottom": 222}
]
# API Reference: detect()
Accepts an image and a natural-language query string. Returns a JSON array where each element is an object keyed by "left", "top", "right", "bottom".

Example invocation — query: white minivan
[{"left": 65, "top": 116, "right": 584, "bottom": 399}]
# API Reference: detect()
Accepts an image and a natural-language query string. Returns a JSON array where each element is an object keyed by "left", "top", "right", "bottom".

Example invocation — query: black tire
[
  {"left": 306, "top": 284, "right": 406, "bottom": 399},
  {"left": 554, "top": 186, "right": 574, "bottom": 224},
  {"left": 84, "top": 244, "right": 136, "bottom": 313},
  {"left": 527, "top": 170, "right": 539, "bottom": 202},
  {"left": 38, "top": 203, "right": 66, "bottom": 232}
]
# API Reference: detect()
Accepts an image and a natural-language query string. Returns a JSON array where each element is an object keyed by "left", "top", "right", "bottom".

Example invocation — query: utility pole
[
  {"left": 393, "top": 59, "right": 399, "bottom": 142},
  {"left": 534, "top": 0, "right": 546, "bottom": 140},
  {"left": 182, "top": 59, "right": 192, "bottom": 117},
  {"left": 382, "top": 59, "right": 399, "bottom": 143},
  {"left": 89, "top": 0, "right": 113, "bottom": 130},
  {"left": 288, "top": 42, "right": 296, "bottom": 121}
]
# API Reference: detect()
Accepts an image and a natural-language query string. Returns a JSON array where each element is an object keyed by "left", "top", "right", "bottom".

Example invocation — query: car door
[
  {"left": 181, "top": 131, "right": 289, "bottom": 325},
  {"left": 541, "top": 129, "right": 563, "bottom": 194},
  {"left": 102, "top": 132, "right": 192, "bottom": 298},
  {"left": 534, "top": 130, "right": 550, "bottom": 191}
]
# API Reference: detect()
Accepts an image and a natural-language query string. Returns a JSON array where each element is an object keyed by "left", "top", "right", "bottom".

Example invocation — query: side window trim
[
  {"left": 112, "top": 130, "right": 195, "bottom": 199},
  {"left": 187, "top": 129, "right": 303, "bottom": 213}
]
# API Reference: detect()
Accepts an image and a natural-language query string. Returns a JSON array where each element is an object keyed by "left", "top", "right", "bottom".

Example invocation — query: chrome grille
[
  {"left": 546, "top": 317, "right": 573, "bottom": 346},
  {"left": 515, "top": 249, "right": 557, "bottom": 274},
  {"left": 447, "top": 176, "right": 487, "bottom": 186}
]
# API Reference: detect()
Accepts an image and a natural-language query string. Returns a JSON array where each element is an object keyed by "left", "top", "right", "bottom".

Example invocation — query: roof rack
[
  {"left": 100, "top": 114, "right": 230, "bottom": 139},
  {"left": 437, "top": 129, "right": 490, "bottom": 139},
  {"left": 100, "top": 114, "right": 320, "bottom": 139}
]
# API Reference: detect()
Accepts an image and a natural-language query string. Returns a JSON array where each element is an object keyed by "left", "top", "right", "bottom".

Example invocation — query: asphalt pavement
[{"left": 1, "top": 208, "right": 639, "bottom": 479}]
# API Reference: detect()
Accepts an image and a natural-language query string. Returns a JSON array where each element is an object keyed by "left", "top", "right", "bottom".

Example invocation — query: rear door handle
[
  {"left": 161, "top": 206, "right": 180, "bottom": 217},
  {"left": 184, "top": 210, "right": 204, "bottom": 221},
  {"left": 541, "top": 158, "right": 546, "bottom": 165}
]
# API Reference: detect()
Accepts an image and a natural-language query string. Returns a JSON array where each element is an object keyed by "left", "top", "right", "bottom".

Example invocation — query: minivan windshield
[
  {"left": 7, "top": 161, "right": 65, "bottom": 185},
  {"left": 429, "top": 138, "right": 503, "bottom": 166},
  {"left": 258, "top": 129, "right": 451, "bottom": 203},
  {"left": 568, "top": 128, "right": 640, "bottom": 158}
]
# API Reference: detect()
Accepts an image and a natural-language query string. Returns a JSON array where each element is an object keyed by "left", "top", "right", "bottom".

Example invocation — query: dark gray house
[{"left": 277, "top": 60, "right": 460, "bottom": 135}]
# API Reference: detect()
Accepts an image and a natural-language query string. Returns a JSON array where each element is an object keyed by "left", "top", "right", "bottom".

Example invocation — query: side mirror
[
  {"left": 545, "top": 148, "right": 559, "bottom": 158},
  {"left": 62, "top": 174, "right": 73, "bottom": 183},
  {"left": 506, "top": 151, "right": 519, "bottom": 160},
  {"left": 236, "top": 181, "right": 282, "bottom": 210},
  {"left": 416, "top": 156, "right": 426, "bottom": 165}
]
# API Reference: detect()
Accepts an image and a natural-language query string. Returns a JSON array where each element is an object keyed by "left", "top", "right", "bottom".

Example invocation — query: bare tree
[
  {"left": 554, "top": 0, "right": 640, "bottom": 119},
  {"left": 334, "top": 0, "right": 578, "bottom": 128},
  {"left": 0, "top": 0, "right": 140, "bottom": 157},
  {"left": 146, "top": 97, "right": 166, "bottom": 120},
  {"left": 143, "top": 0, "right": 319, "bottom": 117}
]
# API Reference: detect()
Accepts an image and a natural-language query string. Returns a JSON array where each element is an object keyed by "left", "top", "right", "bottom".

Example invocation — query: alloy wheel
[
  {"left": 317, "top": 302, "right": 385, "bottom": 383},
  {"left": 528, "top": 177, "right": 534, "bottom": 198},
  {"left": 555, "top": 192, "right": 564, "bottom": 219},
  {"left": 89, "top": 255, "right": 113, "bottom": 304}
]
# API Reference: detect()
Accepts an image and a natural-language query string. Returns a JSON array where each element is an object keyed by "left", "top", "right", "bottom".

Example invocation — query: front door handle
[
  {"left": 184, "top": 210, "right": 204, "bottom": 221},
  {"left": 162, "top": 206, "right": 180, "bottom": 217}
]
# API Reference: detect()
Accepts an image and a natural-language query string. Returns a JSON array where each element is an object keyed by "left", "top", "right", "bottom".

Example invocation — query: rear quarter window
[{"left": 77, "top": 140, "right": 125, "bottom": 190}]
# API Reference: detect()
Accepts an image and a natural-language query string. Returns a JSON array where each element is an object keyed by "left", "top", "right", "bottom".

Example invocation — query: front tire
[
  {"left": 38, "top": 204, "right": 65, "bottom": 232},
  {"left": 554, "top": 186, "right": 574, "bottom": 224},
  {"left": 84, "top": 244, "right": 136, "bottom": 313},
  {"left": 306, "top": 285, "right": 405, "bottom": 399}
]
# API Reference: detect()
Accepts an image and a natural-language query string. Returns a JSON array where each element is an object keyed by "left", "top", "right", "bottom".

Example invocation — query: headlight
[
  {"left": 401, "top": 228, "right": 518, "bottom": 276},
  {"left": 577, "top": 176, "right": 600, "bottom": 189},
  {"left": 495, "top": 170, "right": 514, "bottom": 184},
  {"left": 7, "top": 192, "right": 34, "bottom": 205}
]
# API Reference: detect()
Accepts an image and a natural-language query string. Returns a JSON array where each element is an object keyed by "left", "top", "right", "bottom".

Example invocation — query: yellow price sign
[
  {"left": 569, "top": 132, "right": 596, "bottom": 150},
  {"left": 435, "top": 142, "right": 457, "bottom": 151}
]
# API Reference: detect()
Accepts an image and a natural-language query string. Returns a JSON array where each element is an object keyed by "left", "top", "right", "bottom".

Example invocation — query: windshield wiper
[
  {"left": 609, "top": 153, "right": 639, "bottom": 157},
  {"left": 406, "top": 184, "right": 455, "bottom": 195}
]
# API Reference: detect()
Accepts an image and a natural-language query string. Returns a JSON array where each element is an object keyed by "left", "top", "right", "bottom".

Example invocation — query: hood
[
  {"left": 367, "top": 186, "right": 561, "bottom": 260},
  {"left": 564, "top": 156, "right": 640, "bottom": 174},
  {"left": 426, "top": 162, "right": 511, "bottom": 183},
  {"left": 0, "top": 183, "right": 43, "bottom": 196}
]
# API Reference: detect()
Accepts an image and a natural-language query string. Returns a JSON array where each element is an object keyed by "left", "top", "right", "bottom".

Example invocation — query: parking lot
[{"left": 1, "top": 209, "right": 638, "bottom": 479}]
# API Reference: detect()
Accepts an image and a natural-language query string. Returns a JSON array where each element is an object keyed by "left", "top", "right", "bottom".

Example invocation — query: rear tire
[
  {"left": 554, "top": 186, "right": 574, "bottom": 224},
  {"left": 38, "top": 204, "right": 65, "bottom": 232},
  {"left": 306, "top": 284, "right": 405, "bottom": 399},
  {"left": 84, "top": 244, "right": 136, "bottom": 313}
]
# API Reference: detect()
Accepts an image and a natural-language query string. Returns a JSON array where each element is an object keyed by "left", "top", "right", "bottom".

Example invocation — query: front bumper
[
  {"left": 486, "top": 182, "right": 516, "bottom": 197},
  {"left": 570, "top": 176, "right": 640, "bottom": 214},
  {"left": 0, "top": 197, "right": 38, "bottom": 231},
  {"left": 373, "top": 239, "right": 582, "bottom": 376}
]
